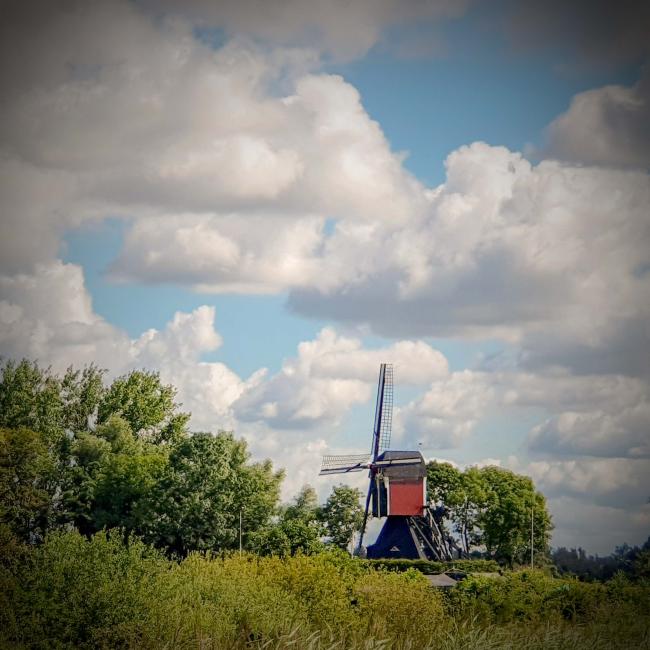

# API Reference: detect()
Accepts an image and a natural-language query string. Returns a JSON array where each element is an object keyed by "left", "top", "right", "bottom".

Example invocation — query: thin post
[{"left": 239, "top": 508, "right": 243, "bottom": 555}]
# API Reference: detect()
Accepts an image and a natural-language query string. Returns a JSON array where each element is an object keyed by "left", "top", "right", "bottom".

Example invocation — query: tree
[
  {"left": 60, "top": 364, "right": 105, "bottom": 433},
  {"left": 91, "top": 445, "right": 168, "bottom": 536},
  {"left": 426, "top": 461, "right": 552, "bottom": 566},
  {"left": 0, "top": 360, "right": 65, "bottom": 445},
  {"left": 0, "top": 359, "right": 105, "bottom": 444},
  {"left": 142, "top": 432, "right": 283, "bottom": 555},
  {"left": 0, "top": 427, "right": 56, "bottom": 542},
  {"left": 477, "top": 466, "right": 552, "bottom": 567},
  {"left": 427, "top": 461, "right": 482, "bottom": 557},
  {"left": 98, "top": 370, "right": 189, "bottom": 444},
  {"left": 283, "top": 485, "right": 320, "bottom": 522},
  {"left": 321, "top": 485, "right": 364, "bottom": 551},
  {"left": 251, "top": 485, "right": 325, "bottom": 557},
  {"left": 252, "top": 517, "right": 325, "bottom": 557}
]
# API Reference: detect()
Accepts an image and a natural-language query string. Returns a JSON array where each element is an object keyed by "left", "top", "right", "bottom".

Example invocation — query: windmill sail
[
  {"left": 359, "top": 363, "right": 394, "bottom": 553},
  {"left": 319, "top": 454, "right": 371, "bottom": 475},
  {"left": 371, "top": 363, "right": 393, "bottom": 460}
]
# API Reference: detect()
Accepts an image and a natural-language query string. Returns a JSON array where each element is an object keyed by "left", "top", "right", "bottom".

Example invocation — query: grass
[{"left": 2, "top": 530, "right": 649, "bottom": 649}]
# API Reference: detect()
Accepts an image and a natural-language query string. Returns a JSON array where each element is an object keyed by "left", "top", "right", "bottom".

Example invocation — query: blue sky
[{"left": 2, "top": 0, "right": 649, "bottom": 553}]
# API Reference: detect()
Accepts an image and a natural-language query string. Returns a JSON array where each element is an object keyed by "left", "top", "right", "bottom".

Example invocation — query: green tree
[
  {"left": 0, "top": 427, "right": 56, "bottom": 542},
  {"left": 98, "top": 370, "right": 189, "bottom": 444},
  {"left": 0, "top": 359, "right": 105, "bottom": 443},
  {"left": 427, "top": 461, "right": 552, "bottom": 565},
  {"left": 61, "top": 416, "right": 166, "bottom": 537},
  {"left": 92, "top": 446, "right": 168, "bottom": 535},
  {"left": 252, "top": 517, "right": 325, "bottom": 557},
  {"left": 321, "top": 485, "right": 364, "bottom": 550},
  {"left": 478, "top": 465, "right": 552, "bottom": 567},
  {"left": 143, "top": 432, "right": 283, "bottom": 555},
  {"left": 283, "top": 484, "right": 320, "bottom": 522},
  {"left": 427, "top": 461, "right": 483, "bottom": 557},
  {"left": 251, "top": 486, "right": 324, "bottom": 557},
  {"left": 60, "top": 364, "right": 105, "bottom": 433},
  {"left": 0, "top": 360, "right": 65, "bottom": 444}
]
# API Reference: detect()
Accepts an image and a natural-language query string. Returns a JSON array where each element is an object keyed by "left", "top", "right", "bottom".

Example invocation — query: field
[{"left": 2, "top": 530, "right": 649, "bottom": 649}]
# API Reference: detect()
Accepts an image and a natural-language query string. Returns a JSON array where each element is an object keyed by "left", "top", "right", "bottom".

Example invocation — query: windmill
[{"left": 320, "top": 363, "right": 455, "bottom": 560}]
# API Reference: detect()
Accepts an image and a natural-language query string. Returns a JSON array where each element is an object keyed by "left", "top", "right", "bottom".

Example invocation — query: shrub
[
  {"left": 363, "top": 557, "right": 500, "bottom": 574},
  {"left": 447, "top": 569, "right": 606, "bottom": 623},
  {"left": 354, "top": 568, "right": 446, "bottom": 644},
  {"left": 8, "top": 530, "right": 168, "bottom": 648},
  {"left": 3, "top": 531, "right": 649, "bottom": 649}
]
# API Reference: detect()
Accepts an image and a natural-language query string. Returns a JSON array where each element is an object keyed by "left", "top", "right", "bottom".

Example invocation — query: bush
[
  {"left": 354, "top": 568, "right": 445, "bottom": 643},
  {"left": 363, "top": 557, "right": 500, "bottom": 574},
  {"left": 447, "top": 569, "right": 609, "bottom": 623},
  {"left": 1, "top": 531, "right": 441, "bottom": 648},
  {"left": 7, "top": 530, "right": 168, "bottom": 648},
  {"left": 3, "top": 531, "right": 649, "bottom": 649}
]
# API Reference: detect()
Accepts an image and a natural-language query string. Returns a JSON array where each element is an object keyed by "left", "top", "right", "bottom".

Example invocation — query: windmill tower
[{"left": 320, "top": 364, "right": 454, "bottom": 560}]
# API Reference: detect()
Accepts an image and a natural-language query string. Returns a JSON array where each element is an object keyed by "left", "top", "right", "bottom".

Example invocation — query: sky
[{"left": 1, "top": 0, "right": 649, "bottom": 554}]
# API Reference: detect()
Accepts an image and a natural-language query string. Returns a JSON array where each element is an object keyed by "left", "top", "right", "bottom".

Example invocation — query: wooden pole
[{"left": 239, "top": 508, "right": 243, "bottom": 555}]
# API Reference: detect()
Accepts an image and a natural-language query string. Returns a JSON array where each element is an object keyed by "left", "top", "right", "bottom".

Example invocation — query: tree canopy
[
  {"left": 0, "top": 359, "right": 284, "bottom": 556},
  {"left": 427, "top": 461, "right": 552, "bottom": 566},
  {"left": 1, "top": 358, "right": 557, "bottom": 566},
  {"left": 321, "top": 485, "right": 364, "bottom": 551}
]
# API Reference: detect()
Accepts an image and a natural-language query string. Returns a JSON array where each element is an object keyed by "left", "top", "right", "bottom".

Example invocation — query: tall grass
[{"left": 2, "top": 530, "right": 649, "bottom": 649}]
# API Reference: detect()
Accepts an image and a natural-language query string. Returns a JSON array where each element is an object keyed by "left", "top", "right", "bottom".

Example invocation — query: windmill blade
[
  {"left": 319, "top": 453, "right": 371, "bottom": 475},
  {"left": 371, "top": 363, "right": 394, "bottom": 459}
]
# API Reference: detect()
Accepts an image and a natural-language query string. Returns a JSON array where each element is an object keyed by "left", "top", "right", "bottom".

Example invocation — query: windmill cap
[
  {"left": 377, "top": 450, "right": 425, "bottom": 462},
  {"left": 375, "top": 450, "right": 426, "bottom": 478}
]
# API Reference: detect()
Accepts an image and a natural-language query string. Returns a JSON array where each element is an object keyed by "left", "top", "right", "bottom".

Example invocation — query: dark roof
[
  {"left": 375, "top": 450, "right": 426, "bottom": 479},
  {"left": 425, "top": 574, "right": 458, "bottom": 588},
  {"left": 378, "top": 450, "right": 425, "bottom": 461}
]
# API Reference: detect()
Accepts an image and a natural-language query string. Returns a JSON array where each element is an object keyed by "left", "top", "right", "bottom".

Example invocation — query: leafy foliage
[
  {"left": 427, "top": 461, "right": 552, "bottom": 565},
  {"left": 143, "top": 432, "right": 283, "bottom": 555},
  {"left": 0, "top": 427, "right": 56, "bottom": 542},
  {"left": 0, "top": 360, "right": 285, "bottom": 557},
  {"left": 321, "top": 484, "right": 364, "bottom": 550},
  {"left": 364, "top": 557, "right": 501, "bottom": 574},
  {"left": 97, "top": 369, "right": 189, "bottom": 444},
  {"left": 2, "top": 530, "right": 649, "bottom": 650},
  {"left": 0, "top": 359, "right": 105, "bottom": 443},
  {"left": 552, "top": 537, "right": 650, "bottom": 581},
  {"left": 251, "top": 485, "right": 324, "bottom": 557},
  {"left": 447, "top": 568, "right": 650, "bottom": 626}
]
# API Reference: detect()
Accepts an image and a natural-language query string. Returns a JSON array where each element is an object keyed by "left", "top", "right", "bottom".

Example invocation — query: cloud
[
  {"left": 527, "top": 458, "right": 650, "bottom": 508},
  {"left": 289, "top": 143, "right": 650, "bottom": 377},
  {"left": 543, "top": 70, "right": 650, "bottom": 168},
  {"left": 0, "top": 261, "right": 247, "bottom": 431},
  {"left": 528, "top": 406, "right": 650, "bottom": 459},
  {"left": 547, "top": 496, "right": 650, "bottom": 554},
  {"left": 0, "top": 2, "right": 424, "bottom": 282},
  {"left": 394, "top": 370, "right": 496, "bottom": 448},
  {"left": 393, "top": 368, "right": 650, "bottom": 456},
  {"left": 504, "top": 0, "right": 650, "bottom": 69},
  {"left": 3, "top": 1, "right": 647, "bottom": 386},
  {"left": 110, "top": 213, "right": 326, "bottom": 293},
  {"left": 233, "top": 327, "right": 449, "bottom": 430},
  {"left": 145, "top": 0, "right": 470, "bottom": 61},
  {"left": 0, "top": 262, "right": 130, "bottom": 370}
]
